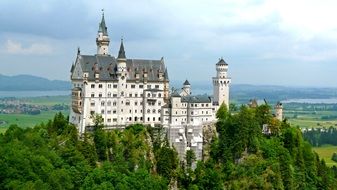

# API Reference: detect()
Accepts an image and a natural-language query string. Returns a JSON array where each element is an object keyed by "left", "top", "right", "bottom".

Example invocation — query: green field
[
  {"left": 285, "top": 110, "right": 337, "bottom": 129},
  {"left": 23, "top": 95, "right": 70, "bottom": 106},
  {"left": 0, "top": 95, "right": 70, "bottom": 133},
  {"left": 0, "top": 110, "right": 69, "bottom": 129},
  {"left": 313, "top": 145, "right": 337, "bottom": 167}
]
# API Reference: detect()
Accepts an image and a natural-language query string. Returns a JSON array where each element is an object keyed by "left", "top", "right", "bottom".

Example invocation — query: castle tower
[
  {"left": 213, "top": 58, "right": 231, "bottom": 109},
  {"left": 116, "top": 39, "right": 127, "bottom": 124},
  {"left": 96, "top": 11, "right": 110, "bottom": 55},
  {"left": 275, "top": 102, "right": 283, "bottom": 121},
  {"left": 180, "top": 80, "right": 191, "bottom": 96}
]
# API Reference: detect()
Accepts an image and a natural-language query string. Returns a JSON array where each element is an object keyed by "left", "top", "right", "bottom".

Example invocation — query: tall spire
[
  {"left": 98, "top": 9, "right": 108, "bottom": 36},
  {"left": 118, "top": 38, "right": 126, "bottom": 59},
  {"left": 96, "top": 9, "right": 110, "bottom": 55}
]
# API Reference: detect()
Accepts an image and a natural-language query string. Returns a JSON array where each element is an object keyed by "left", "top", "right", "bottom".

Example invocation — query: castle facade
[{"left": 69, "top": 13, "right": 231, "bottom": 160}]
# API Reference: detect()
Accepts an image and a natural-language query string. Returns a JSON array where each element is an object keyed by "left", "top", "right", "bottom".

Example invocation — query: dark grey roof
[
  {"left": 70, "top": 63, "right": 75, "bottom": 72},
  {"left": 216, "top": 58, "right": 228, "bottom": 65},
  {"left": 98, "top": 13, "right": 108, "bottom": 36},
  {"left": 164, "top": 67, "right": 169, "bottom": 81},
  {"left": 118, "top": 39, "right": 126, "bottom": 59},
  {"left": 171, "top": 92, "right": 181, "bottom": 97},
  {"left": 183, "top": 80, "right": 190, "bottom": 85},
  {"left": 73, "top": 55, "right": 168, "bottom": 82},
  {"left": 181, "top": 95, "right": 211, "bottom": 103}
]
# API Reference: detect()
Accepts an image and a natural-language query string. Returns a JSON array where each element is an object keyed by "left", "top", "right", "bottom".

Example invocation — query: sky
[{"left": 0, "top": 0, "right": 337, "bottom": 87}]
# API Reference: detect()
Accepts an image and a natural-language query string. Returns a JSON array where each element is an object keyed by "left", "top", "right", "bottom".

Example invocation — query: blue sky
[{"left": 0, "top": 0, "right": 337, "bottom": 87}]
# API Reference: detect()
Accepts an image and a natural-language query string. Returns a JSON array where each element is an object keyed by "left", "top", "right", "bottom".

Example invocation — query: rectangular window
[
  {"left": 135, "top": 94, "right": 138, "bottom": 97},
  {"left": 147, "top": 85, "right": 151, "bottom": 89},
  {"left": 107, "top": 110, "right": 111, "bottom": 114},
  {"left": 99, "top": 84, "right": 103, "bottom": 88},
  {"left": 113, "top": 110, "right": 116, "bottom": 114},
  {"left": 91, "top": 93, "right": 95, "bottom": 98},
  {"left": 129, "top": 93, "right": 132, "bottom": 97},
  {"left": 91, "top": 84, "right": 95, "bottom": 88},
  {"left": 139, "top": 85, "right": 143, "bottom": 88},
  {"left": 90, "top": 111, "right": 95, "bottom": 115},
  {"left": 113, "top": 84, "right": 117, "bottom": 88},
  {"left": 113, "top": 118, "right": 117, "bottom": 122},
  {"left": 101, "top": 110, "right": 104, "bottom": 114},
  {"left": 131, "top": 85, "right": 135, "bottom": 88},
  {"left": 107, "top": 118, "right": 111, "bottom": 122},
  {"left": 91, "top": 102, "right": 95, "bottom": 106},
  {"left": 113, "top": 93, "right": 117, "bottom": 97},
  {"left": 99, "top": 93, "right": 102, "bottom": 97},
  {"left": 155, "top": 85, "right": 159, "bottom": 89},
  {"left": 108, "top": 84, "right": 111, "bottom": 88}
]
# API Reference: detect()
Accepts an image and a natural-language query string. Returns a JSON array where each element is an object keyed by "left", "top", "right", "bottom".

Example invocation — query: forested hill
[
  {"left": 0, "top": 74, "right": 70, "bottom": 91},
  {"left": 1, "top": 106, "right": 337, "bottom": 189}
]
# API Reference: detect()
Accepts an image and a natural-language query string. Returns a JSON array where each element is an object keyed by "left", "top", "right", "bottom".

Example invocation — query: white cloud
[{"left": 4, "top": 39, "right": 53, "bottom": 55}]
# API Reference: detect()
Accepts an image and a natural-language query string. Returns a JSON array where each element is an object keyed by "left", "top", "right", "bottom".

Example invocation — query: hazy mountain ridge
[{"left": 0, "top": 74, "right": 71, "bottom": 91}]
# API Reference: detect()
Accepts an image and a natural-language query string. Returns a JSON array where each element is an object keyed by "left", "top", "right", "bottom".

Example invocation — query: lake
[
  {"left": 0, "top": 91, "right": 70, "bottom": 98},
  {"left": 282, "top": 98, "right": 337, "bottom": 104}
]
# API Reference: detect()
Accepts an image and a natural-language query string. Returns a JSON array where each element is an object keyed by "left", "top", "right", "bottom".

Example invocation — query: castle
[{"left": 69, "top": 13, "right": 231, "bottom": 160}]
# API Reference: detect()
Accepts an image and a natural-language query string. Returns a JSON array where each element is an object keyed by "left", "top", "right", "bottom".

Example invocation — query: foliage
[{"left": 1, "top": 107, "right": 337, "bottom": 189}]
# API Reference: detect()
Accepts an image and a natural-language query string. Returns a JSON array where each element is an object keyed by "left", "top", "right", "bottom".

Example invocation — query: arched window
[
  {"left": 158, "top": 93, "right": 161, "bottom": 98},
  {"left": 101, "top": 101, "right": 105, "bottom": 106},
  {"left": 107, "top": 101, "right": 111, "bottom": 106},
  {"left": 152, "top": 109, "right": 156, "bottom": 113},
  {"left": 147, "top": 109, "right": 151, "bottom": 113}
]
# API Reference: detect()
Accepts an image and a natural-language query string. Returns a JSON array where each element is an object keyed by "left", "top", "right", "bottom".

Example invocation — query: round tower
[
  {"left": 275, "top": 102, "right": 283, "bottom": 121},
  {"left": 96, "top": 11, "right": 110, "bottom": 55},
  {"left": 213, "top": 58, "right": 231, "bottom": 109}
]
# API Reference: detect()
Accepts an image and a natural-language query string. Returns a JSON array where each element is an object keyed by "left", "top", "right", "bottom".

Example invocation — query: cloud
[{"left": 4, "top": 40, "right": 53, "bottom": 55}]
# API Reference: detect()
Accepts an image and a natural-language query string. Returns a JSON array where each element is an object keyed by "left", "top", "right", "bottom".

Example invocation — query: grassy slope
[{"left": 313, "top": 145, "right": 337, "bottom": 167}]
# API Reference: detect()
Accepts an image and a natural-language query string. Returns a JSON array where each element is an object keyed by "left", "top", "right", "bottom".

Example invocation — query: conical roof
[{"left": 118, "top": 39, "right": 126, "bottom": 59}]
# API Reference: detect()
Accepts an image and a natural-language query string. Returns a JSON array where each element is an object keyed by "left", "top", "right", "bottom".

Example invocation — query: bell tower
[
  {"left": 213, "top": 58, "right": 231, "bottom": 109},
  {"left": 96, "top": 10, "right": 110, "bottom": 55}
]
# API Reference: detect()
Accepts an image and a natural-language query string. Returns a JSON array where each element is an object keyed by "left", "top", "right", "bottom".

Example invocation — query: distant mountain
[{"left": 0, "top": 74, "right": 71, "bottom": 91}]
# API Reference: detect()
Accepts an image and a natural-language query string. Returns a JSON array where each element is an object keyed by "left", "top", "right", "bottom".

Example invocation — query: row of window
[
  {"left": 173, "top": 110, "right": 210, "bottom": 115},
  {"left": 174, "top": 103, "right": 210, "bottom": 108},
  {"left": 90, "top": 100, "right": 162, "bottom": 107},
  {"left": 91, "top": 84, "right": 161, "bottom": 89},
  {"left": 172, "top": 117, "right": 209, "bottom": 122},
  {"left": 93, "top": 116, "right": 161, "bottom": 123},
  {"left": 90, "top": 92, "right": 163, "bottom": 98},
  {"left": 91, "top": 108, "right": 162, "bottom": 115}
]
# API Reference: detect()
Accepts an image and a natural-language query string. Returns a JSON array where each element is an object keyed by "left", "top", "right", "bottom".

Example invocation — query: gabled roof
[
  {"left": 181, "top": 95, "right": 211, "bottom": 103},
  {"left": 183, "top": 80, "right": 190, "bottom": 86},
  {"left": 72, "top": 55, "right": 168, "bottom": 82}
]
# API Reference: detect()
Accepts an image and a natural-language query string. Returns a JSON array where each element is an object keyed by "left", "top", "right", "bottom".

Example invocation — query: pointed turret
[
  {"left": 96, "top": 10, "right": 110, "bottom": 55},
  {"left": 118, "top": 38, "right": 126, "bottom": 59},
  {"left": 117, "top": 38, "right": 127, "bottom": 75},
  {"left": 98, "top": 12, "right": 108, "bottom": 36}
]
